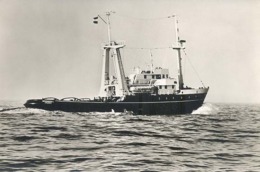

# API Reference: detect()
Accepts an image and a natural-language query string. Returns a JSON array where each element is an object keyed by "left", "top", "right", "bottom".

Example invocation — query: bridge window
[
  {"left": 156, "top": 75, "right": 161, "bottom": 79},
  {"left": 166, "top": 74, "right": 168, "bottom": 78},
  {"left": 172, "top": 85, "right": 175, "bottom": 89},
  {"left": 152, "top": 75, "right": 154, "bottom": 79},
  {"left": 165, "top": 86, "right": 167, "bottom": 89},
  {"left": 162, "top": 74, "right": 165, "bottom": 78},
  {"left": 159, "top": 86, "right": 162, "bottom": 89},
  {"left": 144, "top": 75, "right": 147, "bottom": 79}
]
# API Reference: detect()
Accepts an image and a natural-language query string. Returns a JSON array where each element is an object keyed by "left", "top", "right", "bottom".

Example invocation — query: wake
[
  {"left": 0, "top": 107, "right": 47, "bottom": 114},
  {"left": 0, "top": 107, "right": 25, "bottom": 112},
  {"left": 192, "top": 103, "right": 219, "bottom": 115}
]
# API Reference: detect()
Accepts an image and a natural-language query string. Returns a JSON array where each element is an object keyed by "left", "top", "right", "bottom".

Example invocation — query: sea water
[{"left": 0, "top": 100, "right": 259, "bottom": 171}]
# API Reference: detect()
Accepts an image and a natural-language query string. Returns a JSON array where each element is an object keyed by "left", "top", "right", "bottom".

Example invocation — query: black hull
[{"left": 24, "top": 93, "right": 207, "bottom": 115}]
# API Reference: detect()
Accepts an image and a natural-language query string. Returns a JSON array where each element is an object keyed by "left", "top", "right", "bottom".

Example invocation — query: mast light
[{"left": 180, "top": 40, "right": 186, "bottom": 48}]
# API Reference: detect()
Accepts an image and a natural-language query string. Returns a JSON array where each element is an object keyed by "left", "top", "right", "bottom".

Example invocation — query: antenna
[
  {"left": 106, "top": 11, "right": 115, "bottom": 45},
  {"left": 149, "top": 49, "right": 154, "bottom": 73},
  {"left": 175, "top": 16, "right": 180, "bottom": 44},
  {"left": 106, "top": 12, "right": 111, "bottom": 44}
]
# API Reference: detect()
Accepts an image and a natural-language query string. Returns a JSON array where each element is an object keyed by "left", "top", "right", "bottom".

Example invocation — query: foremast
[{"left": 98, "top": 12, "right": 129, "bottom": 97}]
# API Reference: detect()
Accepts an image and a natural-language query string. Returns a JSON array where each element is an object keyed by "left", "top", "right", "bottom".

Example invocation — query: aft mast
[{"left": 172, "top": 16, "right": 185, "bottom": 90}]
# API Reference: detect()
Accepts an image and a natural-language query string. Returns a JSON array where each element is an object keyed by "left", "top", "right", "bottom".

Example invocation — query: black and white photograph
[{"left": 0, "top": 0, "right": 259, "bottom": 171}]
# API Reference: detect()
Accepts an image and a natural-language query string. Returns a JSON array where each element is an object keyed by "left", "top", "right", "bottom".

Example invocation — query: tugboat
[{"left": 24, "top": 12, "right": 209, "bottom": 115}]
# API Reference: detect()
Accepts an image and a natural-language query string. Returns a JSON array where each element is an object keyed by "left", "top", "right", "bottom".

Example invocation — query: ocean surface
[{"left": 0, "top": 100, "right": 259, "bottom": 172}]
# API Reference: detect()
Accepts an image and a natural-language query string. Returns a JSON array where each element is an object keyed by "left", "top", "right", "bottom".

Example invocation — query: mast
[
  {"left": 98, "top": 11, "right": 129, "bottom": 97},
  {"left": 172, "top": 16, "right": 185, "bottom": 90},
  {"left": 99, "top": 12, "right": 112, "bottom": 96},
  {"left": 106, "top": 12, "right": 111, "bottom": 44}
]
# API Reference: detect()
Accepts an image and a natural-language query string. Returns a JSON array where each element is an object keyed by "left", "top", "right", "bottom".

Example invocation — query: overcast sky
[{"left": 0, "top": 0, "right": 259, "bottom": 103}]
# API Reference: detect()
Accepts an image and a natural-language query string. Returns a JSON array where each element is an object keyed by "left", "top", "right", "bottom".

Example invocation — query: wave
[{"left": 192, "top": 103, "right": 219, "bottom": 115}]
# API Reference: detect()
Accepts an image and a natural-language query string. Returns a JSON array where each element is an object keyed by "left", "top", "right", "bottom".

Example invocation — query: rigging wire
[
  {"left": 182, "top": 49, "right": 206, "bottom": 87},
  {"left": 126, "top": 47, "right": 171, "bottom": 49},
  {"left": 115, "top": 13, "right": 175, "bottom": 21},
  {"left": 183, "top": 51, "right": 186, "bottom": 81}
]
